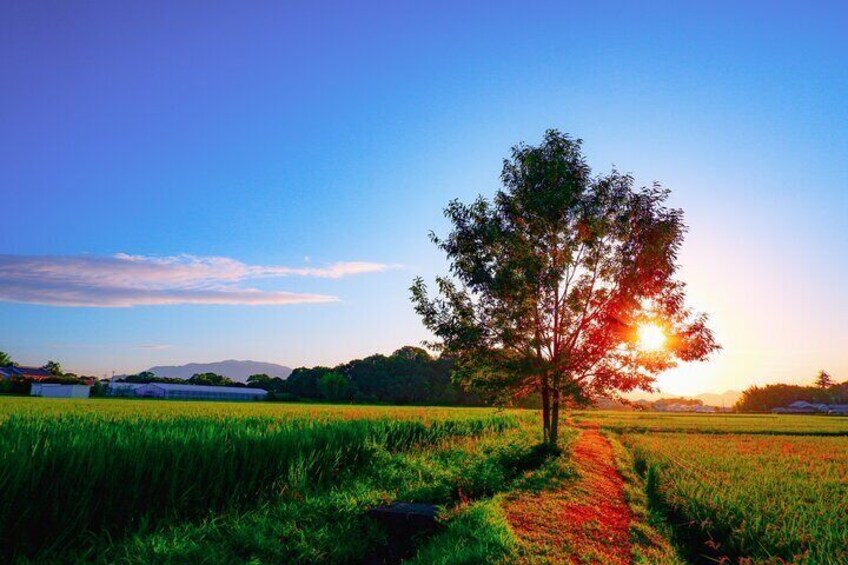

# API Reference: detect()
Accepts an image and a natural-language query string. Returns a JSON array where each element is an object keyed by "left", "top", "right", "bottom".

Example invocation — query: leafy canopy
[
  {"left": 412, "top": 130, "right": 718, "bottom": 407},
  {"left": 815, "top": 369, "right": 834, "bottom": 389},
  {"left": 42, "top": 360, "right": 63, "bottom": 376}
]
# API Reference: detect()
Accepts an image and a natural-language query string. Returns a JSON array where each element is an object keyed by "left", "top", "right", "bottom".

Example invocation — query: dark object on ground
[{"left": 366, "top": 503, "right": 441, "bottom": 563}]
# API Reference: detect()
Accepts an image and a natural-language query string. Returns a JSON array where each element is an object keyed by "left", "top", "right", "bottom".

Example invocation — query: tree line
[
  {"left": 262, "top": 346, "right": 486, "bottom": 405},
  {"left": 120, "top": 371, "right": 249, "bottom": 387},
  {"left": 735, "top": 370, "right": 847, "bottom": 412},
  {"left": 115, "top": 346, "right": 487, "bottom": 405}
]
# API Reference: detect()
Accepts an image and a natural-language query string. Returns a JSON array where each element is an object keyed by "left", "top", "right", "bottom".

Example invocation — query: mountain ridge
[{"left": 146, "top": 360, "right": 292, "bottom": 382}]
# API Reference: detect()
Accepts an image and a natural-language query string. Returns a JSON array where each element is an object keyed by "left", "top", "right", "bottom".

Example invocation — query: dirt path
[{"left": 504, "top": 427, "right": 634, "bottom": 564}]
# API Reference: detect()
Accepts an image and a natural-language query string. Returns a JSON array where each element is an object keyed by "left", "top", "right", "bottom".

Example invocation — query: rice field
[
  {"left": 0, "top": 397, "right": 520, "bottom": 561},
  {"left": 4, "top": 397, "right": 847, "bottom": 564},
  {"left": 572, "top": 410, "right": 848, "bottom": 436},
  {"left": 623, "top": 433, "right": 848, "bottom": 563}
]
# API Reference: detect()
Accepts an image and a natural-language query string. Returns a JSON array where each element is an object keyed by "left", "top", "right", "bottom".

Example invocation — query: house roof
[
  {"left": 788, "top": 400, "right": 812, "bottom": 408},
  {"left": 1, "top": 366, "right": 53, "bottom": 378}
]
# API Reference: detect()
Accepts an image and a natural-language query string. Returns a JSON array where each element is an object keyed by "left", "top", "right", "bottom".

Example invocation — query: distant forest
[
  {"left": 121, "top": 346, "right": 489, "bottom": 406},
  {"left": 735, "top": 371, "right": 847, "bottom": 412}
]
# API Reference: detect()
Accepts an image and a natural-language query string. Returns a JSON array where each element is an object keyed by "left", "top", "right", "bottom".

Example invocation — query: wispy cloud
[{"left": 0, "top": 254, "right": 391, "bottom": 307}]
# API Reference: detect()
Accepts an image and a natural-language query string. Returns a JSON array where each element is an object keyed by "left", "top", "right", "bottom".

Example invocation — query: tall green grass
[
  {"left": 94, "top": 415, "right": 545, "bottom": 564},
  {"left": 0, "top": 398, "right": 516, "bottom": 559}
]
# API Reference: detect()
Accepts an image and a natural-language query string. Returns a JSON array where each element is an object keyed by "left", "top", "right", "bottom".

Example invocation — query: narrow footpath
[{"left": 504, "top": 427, "right": 634, "bottom": 564}]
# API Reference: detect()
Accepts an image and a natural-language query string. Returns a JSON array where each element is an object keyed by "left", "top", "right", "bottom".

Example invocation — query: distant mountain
[
  {"left": 694, "top": 390, "right": 742, "bottom": 407},
  {"left": 146, "top": 360, "right": 292, "bottom": 382}
]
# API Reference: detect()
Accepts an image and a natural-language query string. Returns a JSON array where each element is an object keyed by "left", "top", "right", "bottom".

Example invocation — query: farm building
[
  {"left": 0, "top": 366, "right": 53, "bottom": 381},
  {"left": 772, "top": 401, "right": 848, "bottom": 415},
  {"left": 30, "top": 383, "right": 91, "bottom": 398},
  {"left": 107, "top": 382, "right": 146, "bottom": 396},
  {"left": 772, "top": 401, "right": 820, "bottom": 414},
  {"left": 112, "top": 382, "right": 268, "bottom": 401}
]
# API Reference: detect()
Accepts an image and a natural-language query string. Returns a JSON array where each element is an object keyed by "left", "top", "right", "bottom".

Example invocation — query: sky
[{"left": 1, "top": 1, "right": 846, "bottom": 395}]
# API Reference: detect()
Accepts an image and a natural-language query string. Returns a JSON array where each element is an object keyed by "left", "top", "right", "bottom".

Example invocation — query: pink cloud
[{"left": 0, "top": 253, "right": 389, "bottom": 307}]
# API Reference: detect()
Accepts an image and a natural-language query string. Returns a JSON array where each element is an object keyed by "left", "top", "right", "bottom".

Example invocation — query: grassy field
[
  {"left": 0, "top": 397, "right": 522, "bottom": 561},
  {"left": 624, "top": 433, "right": 848, "bottom": 563},
  {"left": 572, "top": 410, "right": 848, "bottom": 436},
  {"left": 2, "top": 397, "right": 846, "bottom": 563},
  {"left": 584, "top": 410, "right": 848, "bottom": 564}
]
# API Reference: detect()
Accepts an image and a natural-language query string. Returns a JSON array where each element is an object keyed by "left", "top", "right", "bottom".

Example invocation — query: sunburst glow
[{"left": 636, "top": 322, "right": 667, "bottom": 352}]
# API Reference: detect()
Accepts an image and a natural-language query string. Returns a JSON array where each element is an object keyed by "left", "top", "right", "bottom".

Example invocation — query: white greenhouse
[
  {"left": 120, "top": 382, "right": 268, "bottom": 401},
  {"left": 30, "top": 383, "right": 91, "bottom": 398}
]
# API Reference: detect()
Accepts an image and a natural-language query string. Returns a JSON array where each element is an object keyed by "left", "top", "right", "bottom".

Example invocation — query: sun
[{"left": 636, "top": 322, "right": 667, "bottom": 352}]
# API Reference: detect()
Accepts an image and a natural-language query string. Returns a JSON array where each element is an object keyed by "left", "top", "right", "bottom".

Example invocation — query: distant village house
[
  {"left": 772, "top": 400, "right": 848, "bottom": 415},
  {"left": 0, "top": 366, "right": 53, "bottom": 381}
]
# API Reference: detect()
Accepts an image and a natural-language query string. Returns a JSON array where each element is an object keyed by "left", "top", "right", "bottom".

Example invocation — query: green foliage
[
  {"left": 114, "top": 347, "right": 481, "bottom": 405},
  {"left": 246, "top": 373, "right": 287, "bottom": 393},
  {"left": 317, "top": 372, "right": 348, "bottom": 402},
  {"left": 90, "top": 379, "right": 108, "bottom": 397},
  {"left": 83, "top": 410, "right": 540, "bottom": 564},
  {"left": 0, "top": 351, "right": 12, "bottom": 366},
  {"left": 285, "top": 347, "right": 483, "bottom": 405},
  {"left": 411, "top": 130, "right": 718, "bottom": 444},
  {"left": 42, "top": 360, "right": 63, "bottom": 376},
  {"left": 735, "top": 380, "right": 848, "bottom": 412},
  {"left": 0, "top": 397, "right": 517, "bottom": 560},
  {"left": 39, "top": 375, "right": 89, "bottom": 385},
  {"left": 284, "top": 366, "right": 330, "bottom": 399},
  {"left": 121, "top": 371, "right": 188, "bottom": 385},
  {"left": 409, "top": 499, "right": 517, "bottom": 565},
  {"left": 187, "top": 372, "right": 235, "bottom": 386},
  {"left": 0, "top": 376, "right": 30, "bottom": 395},
  {"left": 120, "top": 371, "right": 245, "bottom": 388}
]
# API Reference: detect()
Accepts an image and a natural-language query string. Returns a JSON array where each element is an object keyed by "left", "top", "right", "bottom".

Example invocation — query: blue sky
[{"left": 2, "top": 1, "right": 846, "bottom": 395}]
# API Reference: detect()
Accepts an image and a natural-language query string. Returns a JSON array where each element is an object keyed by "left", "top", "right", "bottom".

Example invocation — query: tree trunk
[
  {"left": 549, "top": 382, "right": 561, "bottom": 446},
  {"left": 541, "top": 378, "right": 551, "bottom": 444}
]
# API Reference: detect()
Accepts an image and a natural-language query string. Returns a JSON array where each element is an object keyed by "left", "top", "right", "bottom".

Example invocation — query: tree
[
  {"left": 245, "top": 373, "right": 285, "bottom": 393},
  {"left": 318, "top": 372, "right": 349, "bottom": 402},
  {"left": 815, "top": 370, "right": 834, "bottom": 389},
  {"left": 0, "top": 351, "right": 12, "bottom": 367},
  {"left": 188, "top": 372, "right": 234, "bottom": 386},
  {"left": 286, "top": 366, "right": 331, "bottom": 399},
  {"left": 247, "top": 373, "right": 272, "bottom": 388},
  {"left": 735, "top": 381, "right": 843, "bottom": 412},
  {"left": 411, "top": 130, "right": 719, "bottom": 445},
  {"left": 42, "top": 360, "right": 63, "bottom": 376}
]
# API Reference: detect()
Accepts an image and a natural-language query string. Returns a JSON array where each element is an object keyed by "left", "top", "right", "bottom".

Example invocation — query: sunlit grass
[
  {"left": 625, "top": 433, "right": 848, "bottom": 563},
  {"left": 573, "top": 410, "right": 848, "bottom": 435}
]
